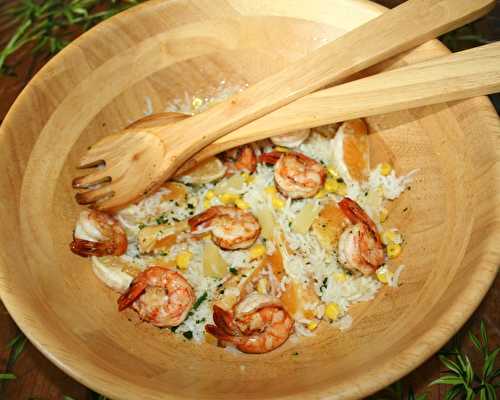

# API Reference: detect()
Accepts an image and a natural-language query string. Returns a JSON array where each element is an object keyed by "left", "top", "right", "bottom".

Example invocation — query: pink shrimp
[
  {"left": 206, "top": 293, "right": 294, "bottom": 354},
  {"left": 70, "top": 210, "right": 127, "bottom": 257},
  {"left": 118, "top": 266, "right": 195, "bottom": 327},
  {"left": 260, "top": 151, "right": 326, "bottom": 199},
  {"left": 338, "top": 198, "right": 384, "bottom": 275}
]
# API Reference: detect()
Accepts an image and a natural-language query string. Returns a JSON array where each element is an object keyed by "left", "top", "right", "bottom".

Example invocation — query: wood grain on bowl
[{"left": 0, "top": 1, "right": 498, "bottom": 400}]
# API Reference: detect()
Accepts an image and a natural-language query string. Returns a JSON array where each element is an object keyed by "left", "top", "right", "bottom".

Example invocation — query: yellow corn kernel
[
  {"left": 324, "top": 178, "right": 339, "bottom": 193},
  {"left": 205, "top": 190, "right": 215, "bottom": 200},
  {"left": 379, "top": 208, "right": 389, "bottom": 223},
  {"left": 327, "top": 166, "right": 339, "bottom": 178},
  {"left": 336, "top": 182, "right": 347, "bottom": 196},
  {"left": 203, "top": 199, "right": 211, "bottom": 209},
  {"left": 274, "top": 146, "right": 290, "bottom": 153},
  {"left": 307, "top": 321, "right": 318, "bottom": 331},
  {"left": 325, "top": 303, "right": 340, "bottom": 320},
  {"left": 380, "top": 163, "right": 393, "bottom": 176},
  {"left": 381, "top": 229, "right": 402, "bottom": 245},
  {"left": 376, "top": 186, "right": 385, "bottom": 196},
  {"left": 272, "top": 196, "right": 285, "bottom": 210},
  {"left": 242, "top": 172, "right": 255, "bottom": 184},
  {"left": 265, "top": 186, "right": 277, "bottom": 195},
  {"left": 235, "top": 198, "right": 249, "bottom": 210},
  {"left": 219, "top": 193, "right": 239, "bottom": 204},
  {"left": 333, "top": 272, "right": 347, "bottom": 282},
  {"left": 176, "top": 251, "right": 192, "bottom": 270},
  {"left": 257, "top": 278, "right": 268, "bottom": 294},
  {"left": 314, "top": 189, "right": 327, "bottom": 199},
  {"left": 249, "top": 244, "right": 266, "bottom": 259},
  {"left": 387, "top": 243, "right": 402, "bottom": 259},
  {"left": 376, "top": 266, "right": 393, "bottom": 284}
]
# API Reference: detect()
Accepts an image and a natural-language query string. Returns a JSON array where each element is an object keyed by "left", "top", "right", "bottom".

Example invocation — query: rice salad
[{"left": 70, "top": 91, "right": 414, "bottom": 354}]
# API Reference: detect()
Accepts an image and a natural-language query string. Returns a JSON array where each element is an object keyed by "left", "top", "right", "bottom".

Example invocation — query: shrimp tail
[
  {"left": 212, "top": 305, "right": 241, "bottom": 336},
  {"left": 259, "top": 151, "right": 282, "bottom": 165},
  {"left": 117, "top": 279, "right": 147, "bottom": 311},
  {"left": 188, "top": 207, "right": 219, "bottom": 231},
  {"left": 234, "top": 146, "right": 257, "bottom": 173},
  {"left": 70, "top": 237, "right": 112, "bottom": 257}
]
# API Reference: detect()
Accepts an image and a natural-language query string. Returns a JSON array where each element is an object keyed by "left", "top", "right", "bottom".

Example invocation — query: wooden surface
[{"left": 0, "top": 1, "right": 498, "bottom": 400}]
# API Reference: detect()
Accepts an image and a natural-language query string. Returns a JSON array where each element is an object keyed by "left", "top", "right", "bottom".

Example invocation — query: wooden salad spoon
[
  {"left": 121, "top": 41, "right": 500, "bottom": 178},
  {"left": 73, "top": 0, "right": 495, "bottom": 211}
]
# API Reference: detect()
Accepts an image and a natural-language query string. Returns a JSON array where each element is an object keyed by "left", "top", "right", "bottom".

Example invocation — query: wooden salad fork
[{"left": 73, "top": 0, "right": 495, "bottom": 211}]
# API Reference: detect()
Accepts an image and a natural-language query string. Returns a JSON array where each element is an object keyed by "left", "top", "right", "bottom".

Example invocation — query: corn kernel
[
  {"left": 314, "top": 189, "right": 327, "bottom": 199},
  {"left": 257, "top": 278, "right": 268, "bottom": 294},
  {"left": 272, "top": 196, "right": 285, "bottom": 210},
  {"left": 336, "top": 182, "right": 347, "bottom": 196},
  {"left": 205, "top": 190, "right": 215, "bottom": 200},
  {"left": 376, "top": 186, "right": 385, "bottom": 196},
  {"left": 203, "top": 199, "right": 211, "bottom": 209},
  {"left": 235, "top": 198, "right": 249, "bottom": 210},
  {"left": 307, "top": 321, "right": 318, "bottom": 331},
  {"left": 333, "top": 272, "right": 347, "bottom": 282},
  {"left": 242, "top": 172, "right": 255, "bottom": 184},
  {"left": 265, "top": 186, "right": 277, "bottom": 195},
  {"left": 219, "top": 193, "right": 239, "bottom": 204},
  {"left": 324, "top": 178, "right": 339, "bottom": 193},
  {"left": 381, "top": 229, "right": 402, "bottom": 245},
  {"left": 380, "top": 163, "right": 392, "bottom": 176},
  {"left": 376, "top": 266, "right": 393, "bottom": 283},
  {"left": 327, "top": 166, "right": 339, "bottom": 178},
  {"left": 176, "top": 251, "right": 192, "bottom": 270},
  {"left": 325, "top": 303, "right": 340, "bottom": 320},
  {"left": 379, "top": 208, "right": 389, "bottom": 223},
  {"left": 274, "top": 146, "right": 290, "bottom": 153},
  {"left": 250, "top": 244, "right": 266, "bottom": 259},
  {"left": 387, "top": 243, "right": 402, "bottom": 259}
]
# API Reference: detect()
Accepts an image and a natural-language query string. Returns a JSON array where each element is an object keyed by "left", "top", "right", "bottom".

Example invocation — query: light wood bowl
[{"left": 0, "top": 0, "right": 499, "bottom": 399}]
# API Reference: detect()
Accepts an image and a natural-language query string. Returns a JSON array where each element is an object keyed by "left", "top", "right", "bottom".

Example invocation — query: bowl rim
[{"left": 0, "top": 0, "right": 499, "bottom": 399}]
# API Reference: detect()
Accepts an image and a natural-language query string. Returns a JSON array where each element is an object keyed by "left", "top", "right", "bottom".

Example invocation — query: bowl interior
[{"left": 0, "top": 1, "right": 499, "bottom": 399}]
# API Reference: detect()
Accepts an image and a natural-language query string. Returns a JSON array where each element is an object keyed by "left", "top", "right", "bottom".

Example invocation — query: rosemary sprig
[{"left": 0, "top": 0, "right": 143, "bottom": 76}]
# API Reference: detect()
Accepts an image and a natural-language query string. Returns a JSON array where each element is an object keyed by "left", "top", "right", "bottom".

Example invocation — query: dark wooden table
[{"left": 0, "top": 1, "right": 498, "bottom": 399}]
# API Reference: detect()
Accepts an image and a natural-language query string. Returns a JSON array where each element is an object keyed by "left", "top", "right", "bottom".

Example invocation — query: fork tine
[
  {"left": 78, "top": 133, "right": 123, "bottom": 168},
  {"left": 75, "top": 185, "right": 115, "bottom": 206},
  {"left": 72, "top": 168, "right": 112, "bottom": 189}
]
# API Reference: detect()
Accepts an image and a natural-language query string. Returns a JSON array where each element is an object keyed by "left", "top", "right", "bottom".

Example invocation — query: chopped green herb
[
  {"left": 138, "top": 223, "right": 146, "bottom": 230},
  {"left": 156, "top": 215, "right": 169, "bottom": 224},
  {"left": 183, "top": 331, "right": 193, "bottom": 340},
  {"left": 229, "top": 267, "right": 238, "bottom": 275},
  {"left": 292, "top": 352, "right": 299, "bottom": 356},
  {"left": 159, "top": 251, "right": 168, "bottom": 256},
  {"left": 336, "top": 178, "right": 344, "bottom": 183},
  {"left": 320, "top": 277, "right": 328, "bottom": 292},
  {"left": 196, "top": 318, "right": 206, "bottom": 324},
  {"left": 193, "top": 292, "right": 208, "bottom": 310},
  {"left": 170, "top": 326, "right": 179, "bottom": 333},
  {"left": 187, "top": 204, "right": 194, "bottom": 209}
]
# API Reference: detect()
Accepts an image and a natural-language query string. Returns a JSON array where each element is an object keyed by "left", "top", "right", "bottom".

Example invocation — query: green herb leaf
[
  {"left": 229, "top": 267, "right": 237, "bottom": 275},
  {"left": 192, "top": 292, "right": 208, "bottom": 311},
  {"left": 468, "top": 331, "right": 482, "bottom": 353},
  {"left": 439, "top": 355, "right": 463, "bottom": 376},
  {"left": 430, "top": 374, "right": 464, "bottom": 386},
  {"left": 443, "top": 385, "right": 464, "bottom": 400},
  {"left": 0, "top": 373, "right": 16, "bottom": 380},
  {"left": 483, "top": 348, "right": 499, "bottom": 381},
  {"left": 183, "top": 331, "right": 193, "bottom": 340},
  {"left": 484, "top": 383, "right": 496, "bottom": 399},
  {"left": 480, "top": 321, "right": 489, "bottom": 350}
]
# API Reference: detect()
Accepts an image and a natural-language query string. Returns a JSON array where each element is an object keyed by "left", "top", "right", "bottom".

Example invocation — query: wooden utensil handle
[
  {"left": 175, "top": 42, "right": 500, "bottom": 175},
  {"left": 156, "top": 0, "right": 495, "bottom": 174}
]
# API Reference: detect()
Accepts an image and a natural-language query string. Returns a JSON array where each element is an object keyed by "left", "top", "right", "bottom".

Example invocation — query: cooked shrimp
[
  {"left": 70, "top": 210, "right": 127, "bottom": 257},
  {"left": 271, "top": 129, "right": 310, "bottom": 148},
  {"left": 188, "top": 206, "right": 261, "bottom": 250},
  {"left": 206, "top": 293, "right": 294, "bottom": 354},
  {"left": 223, "top": 145, "right": 257, "bottom": 176},
  {"left": 338, "top": 198, "right": 384, "bottom": 275},
  {"left": 260, "top": 151, "right": 326, "bottom": 199},
  {"left": 117, "top": 266, "right": 195, "bottom": 327}
]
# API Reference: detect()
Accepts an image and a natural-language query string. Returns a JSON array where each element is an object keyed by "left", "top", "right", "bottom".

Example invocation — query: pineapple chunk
[
  {"left": 311, "top": 201, "right": 349, "bottom": 251},
  {"left": 255, "top": 206, "right": 275, "bottom": 240},
  {"left": 292, "top": 203, "right": 320, "bottom": 234},
  {"left": 138, "top": 221, "right": 188, "bottom": 254},
  {"left": 203, "top": 241, "right": 228, "bottom": 278},
  {"left": 160, "top": 182, "right": 188, "bottom": 204},
  {"left": 280, "top": 278, "right": 320, "bottom": 320}
]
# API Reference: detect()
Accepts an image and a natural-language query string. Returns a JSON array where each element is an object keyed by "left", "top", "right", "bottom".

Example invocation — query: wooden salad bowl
[{"left": 0, "top": 0, "right": 498, "bottom": 399}]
